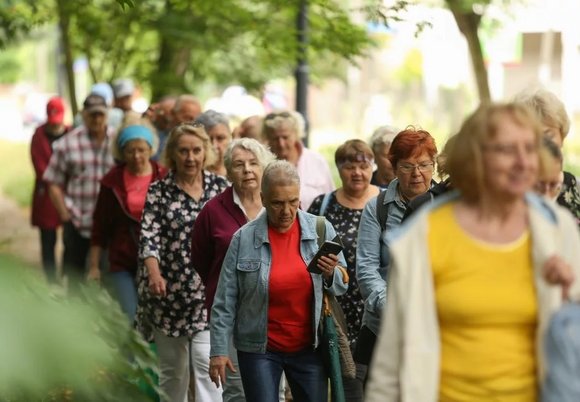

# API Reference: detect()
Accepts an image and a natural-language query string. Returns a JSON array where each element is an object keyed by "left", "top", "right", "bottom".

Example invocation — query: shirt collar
[{"left": 232, "top": 187, "right": 265, "bottom": 220}]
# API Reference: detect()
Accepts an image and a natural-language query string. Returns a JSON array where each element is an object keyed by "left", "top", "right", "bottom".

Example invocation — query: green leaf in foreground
[{"left": 0, "top": 255, "right": 160, "bottom": 401}]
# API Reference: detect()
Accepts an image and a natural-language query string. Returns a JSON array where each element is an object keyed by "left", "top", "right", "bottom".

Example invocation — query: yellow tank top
[{"left": 428, "top": 203, "right": 538, "bottom": 402}]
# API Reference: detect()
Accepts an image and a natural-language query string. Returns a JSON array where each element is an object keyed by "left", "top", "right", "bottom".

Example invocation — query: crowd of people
[{"left": 28, "top": 80, "right": 580, "bottom": 402}]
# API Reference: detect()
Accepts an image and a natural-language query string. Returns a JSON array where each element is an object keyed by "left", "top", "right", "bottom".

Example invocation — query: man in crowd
[
  {"left": 172, "top": 94, "right": 202, "bottom": 125},
  {"left": 43, "top": 94, "right": 116, "bottom": 293},
  {"left": 30, "top": 96, "right": 70, "bottom": 283},
  {"left": 113, "top": 78, "right": 141, "bottom": 124}
]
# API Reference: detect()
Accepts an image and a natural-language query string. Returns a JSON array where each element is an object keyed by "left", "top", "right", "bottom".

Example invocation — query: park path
[{"left": 0, "top": 192, "right": 40, "bottom": 267}]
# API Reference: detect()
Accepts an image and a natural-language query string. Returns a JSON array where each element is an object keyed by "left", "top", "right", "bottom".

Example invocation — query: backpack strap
[
  {"left": 315, "top": 216, "right": 326, "bottom": 248},
  {"left": 376, "top": 190, "right": 388, "bottom": 232},
  {"left": 319, "top": 192, "right": 332, "bottom": 216},
  {"left": 315, "top": 216, "right": 348, "bottom": 287}
]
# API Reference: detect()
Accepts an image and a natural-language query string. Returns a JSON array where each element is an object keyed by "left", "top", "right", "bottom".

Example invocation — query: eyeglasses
[
  {"left": 339, "top": 161, "right": 373, "bottom": 171},
  {"left": 264, "top": 111, "right": 292, "bottom": 121},
  {"left": 483, "top": 143, "right": 537, "bottom": 157},
  {"left": 397, "top": 162, "right": 434, "bottom": 173},
  {"left": 182, "top": 121, "right": 204, "bottom": 128}
]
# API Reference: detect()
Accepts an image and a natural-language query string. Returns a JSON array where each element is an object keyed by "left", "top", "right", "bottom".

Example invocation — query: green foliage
[
  {"left": 0, "top": 140, "right": 33, "bottom": 207},
  {"left": 393, "top": 48, "right": 423, "bottom": 87},
  {"left": 0, "top": 0, "right": 405, "bottom": 101},
  {"left": 0, "top": 47, "right": 21, "bottom": 83},
  {"left": 0, "top": 254, "right": 160, "bottom": 402},
  {"left": 0, "top": 0, "right": 52, "bottom": 48}
]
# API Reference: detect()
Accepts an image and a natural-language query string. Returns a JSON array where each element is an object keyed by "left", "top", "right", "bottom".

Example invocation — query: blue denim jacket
[
  {"left": 356, "top": 179, "right": 407, "bottom": 336},
  {"left": 210, "top": 209, "right": 348, "bottom": 356}
]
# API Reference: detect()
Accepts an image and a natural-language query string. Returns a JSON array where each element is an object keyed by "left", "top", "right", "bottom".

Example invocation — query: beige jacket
[{"left": 366, "top": 193, "right": 580, "bottom": 402}]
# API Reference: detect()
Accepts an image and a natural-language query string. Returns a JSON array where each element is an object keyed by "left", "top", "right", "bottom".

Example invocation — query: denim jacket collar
[
  {"left": 384, "top": 178, "right": 401, "bottom": 205},
  {"left": 253, "top": 209, "right": 317, "bottom": 248}
]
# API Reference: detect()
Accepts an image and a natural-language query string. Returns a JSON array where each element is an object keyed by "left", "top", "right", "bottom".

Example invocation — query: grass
[
  {"left": 0, "top": 252, "right": 34, "bottom": 270},
  {"left": 0, "top": 139, "right": 34, "bottom": 207}
]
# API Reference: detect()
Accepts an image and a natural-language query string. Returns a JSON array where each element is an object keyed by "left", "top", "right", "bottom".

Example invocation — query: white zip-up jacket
[{"left": 366, "top": 192, "right": 580, "bottom": 402}]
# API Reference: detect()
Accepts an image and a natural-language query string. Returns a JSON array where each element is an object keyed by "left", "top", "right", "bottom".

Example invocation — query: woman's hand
[
  {"left": 209, "top": 356, "right": 236, "bottom": 388},
  {"left": 148, "top": 273, "right": 167, "bottom": 297},
  {"left": 317, "top": 254, "right": 339, "bottom": 281},
  {"left": 86, "top": 265, "right": 101, "bottom": 282},
  {"left": 543, "top": 255, "right": 575, "bottom": 300}
]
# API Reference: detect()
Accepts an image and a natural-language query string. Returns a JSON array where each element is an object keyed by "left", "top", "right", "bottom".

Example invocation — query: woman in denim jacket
[
  {"left": 209, "top": 160, "right": 347, "bottom": 402},
  {"left": 355, "top": 127, "right": 438, "bottom": 388}
]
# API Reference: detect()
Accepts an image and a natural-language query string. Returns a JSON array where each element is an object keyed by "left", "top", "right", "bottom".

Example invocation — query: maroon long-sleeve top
[
  {"left": 30, "top": 124, "right": 70, "bottom": 229},
  {"left": 191, "top": 186, "right": 249, "bottom": 319},
  {"left": 91, "top": 162, "right": 167, "bottom": 273}
]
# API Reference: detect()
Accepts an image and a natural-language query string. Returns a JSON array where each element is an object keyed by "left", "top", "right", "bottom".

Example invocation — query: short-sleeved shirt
[
  {"left": 136, "top": 170, "right": 228, "bottom": 339},
  {"left": 43, "top": 125, "right": 115, "bottom": 238},
  {"left": 429, "top": 202, "right": 538, "bottom": 401}
]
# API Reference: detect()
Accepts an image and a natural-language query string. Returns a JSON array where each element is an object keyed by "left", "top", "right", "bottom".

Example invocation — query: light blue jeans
[{"left": 106, "top": 270, "right": 138, "bottom": 321}]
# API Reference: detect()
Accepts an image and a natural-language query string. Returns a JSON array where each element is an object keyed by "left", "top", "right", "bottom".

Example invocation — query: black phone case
[{"left": 307, "top": 240, "right": 343, "bottom": 274}]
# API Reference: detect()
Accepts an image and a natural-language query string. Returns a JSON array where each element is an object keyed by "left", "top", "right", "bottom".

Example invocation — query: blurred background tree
[{"left": 0, "top": 0, "right": 393, "bottom": 112}]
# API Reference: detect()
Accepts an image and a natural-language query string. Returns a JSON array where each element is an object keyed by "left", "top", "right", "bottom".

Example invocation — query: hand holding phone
[{"left": 308, "top": 238, "right": 343, "bottom": 275}]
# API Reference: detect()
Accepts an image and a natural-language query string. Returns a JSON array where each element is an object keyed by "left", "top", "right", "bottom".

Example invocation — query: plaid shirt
[{"left": 43, "top": 125, "right": 115, "bottom": 238}]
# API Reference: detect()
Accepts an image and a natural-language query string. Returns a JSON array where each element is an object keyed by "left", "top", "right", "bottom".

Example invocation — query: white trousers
[{"left": 154, "top": 329, "right": 222, "bottom": 402}]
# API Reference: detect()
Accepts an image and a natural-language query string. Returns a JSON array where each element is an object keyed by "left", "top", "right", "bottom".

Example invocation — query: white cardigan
[{"left": 366, "top": 193, "right": 580, "bottom": 402}]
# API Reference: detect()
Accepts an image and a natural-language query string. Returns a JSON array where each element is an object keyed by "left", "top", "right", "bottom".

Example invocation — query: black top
[{"left": 401, "top": 179, "right": 450, "bottom": 222}]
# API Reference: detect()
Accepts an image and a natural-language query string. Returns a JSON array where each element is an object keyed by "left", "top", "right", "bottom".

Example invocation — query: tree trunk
[
  {"left": 55, "top": 0, "right": 78, "bottom": 116},
  {"left": 447, "top": 1, "right": 491, "bottom": 104},
  {"left": 150, "top": 0, "right": 192, "bottom": 101}
]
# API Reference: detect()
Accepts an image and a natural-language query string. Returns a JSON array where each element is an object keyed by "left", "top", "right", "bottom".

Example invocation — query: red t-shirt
[
  {"left": 267, "top": 219, "right": 314, "bottom": 352},
  {"left": 123, "top": 169, "right": 153, "bottom": 220}
]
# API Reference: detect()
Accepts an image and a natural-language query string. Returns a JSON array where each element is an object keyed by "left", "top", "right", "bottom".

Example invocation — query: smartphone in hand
[{"left": 307, "top": 238, "right": 343, "bottom": 274}]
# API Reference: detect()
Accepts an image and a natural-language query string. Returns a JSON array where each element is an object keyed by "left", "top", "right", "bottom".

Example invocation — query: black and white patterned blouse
[
  {"left": 308, "top": 191, "right": 364, "bottom": 347},
  {"left": 136, "top": 169, "right": 228, "bottom": 339},
  {"left": 558, "top": 171, "right": 580, "bottom": 229}
]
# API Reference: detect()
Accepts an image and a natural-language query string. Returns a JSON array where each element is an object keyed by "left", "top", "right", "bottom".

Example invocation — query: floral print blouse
[
  {"left": 308, "top": 191, "right": 364, "bottom": 347},
  {"left": 136, "top": 170, "right": 228, "bottom": 339},
  {"left": 558, "top": 171, "right": 580, "bottom": 228}
]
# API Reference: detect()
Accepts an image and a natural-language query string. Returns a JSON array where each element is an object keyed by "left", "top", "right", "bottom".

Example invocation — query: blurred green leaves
[
  {"left": 0, "top": 255, "right": 159, "bottom": 401},
  {"left": 1, "top": 0, "right": 382, "bottom": 100}
]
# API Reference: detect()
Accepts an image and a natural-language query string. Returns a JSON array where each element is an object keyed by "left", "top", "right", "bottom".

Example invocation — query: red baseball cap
[{"left": 46, "top": 96, "right": 65, "bottom": 125}]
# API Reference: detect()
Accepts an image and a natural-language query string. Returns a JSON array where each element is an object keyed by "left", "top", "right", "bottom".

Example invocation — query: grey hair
[
  {"left": 514, "top": 87, "right": 570, "bottom": 140},
  {"left": 262, "top": 110, "right": 305, "bottom": 140},
  {"left": 224, "top": 138, "right": 276, "bottom": 173},
  {"left": 369, "top": 125, "right": 399, "bottom": 152},
  {"left": 261, "top": 160, "right": 301, "bottom": 195},
  {"left": 173, "top": 94, "right": 201, "bottom": 113},
  {"left": 195, "top": 109, "right": 230, "bottom": 132}
]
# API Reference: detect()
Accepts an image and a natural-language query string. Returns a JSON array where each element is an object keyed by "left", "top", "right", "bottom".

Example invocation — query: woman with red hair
[{"left": 355, "top": 126, "right": 437, "bottom": 393}]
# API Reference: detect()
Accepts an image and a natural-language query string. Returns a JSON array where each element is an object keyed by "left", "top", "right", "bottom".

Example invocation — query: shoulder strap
[
  {"left": 319, "top": 192, "right": 332, "bottom": 216},
  {"left": 315, "top": 216, "right": 326, "bottom": 248},
  {"left": 376, "top": 190, "right": 388, "bottom": 232}
]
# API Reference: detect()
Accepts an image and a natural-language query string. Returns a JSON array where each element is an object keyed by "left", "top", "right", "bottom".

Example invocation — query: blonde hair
[
  {"left": 446, "top": 102, "right": 542, "bottom": 202},
  {"left": 162, "top": 123, "right": 217, "bottom": 171},
  {"left": 514, "top": 88, "right": 570, "bottom": 141}
]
